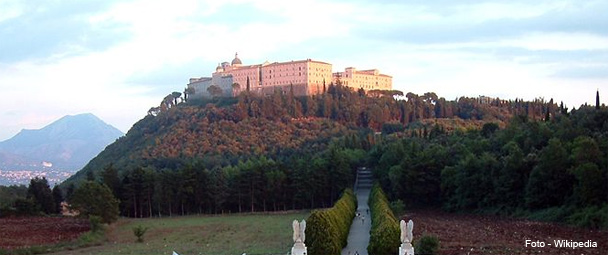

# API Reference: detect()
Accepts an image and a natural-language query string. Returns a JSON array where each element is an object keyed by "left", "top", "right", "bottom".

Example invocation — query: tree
[
  {"left": 132, "top": 225, "right": 149, "bottom": 242},
  {"left": 27, "top": 177, "right": 54, "bottom": 214},
  {"left": 52, "top": 185, "right": 63, "bottom": 214},
  {"left": 571, "top": 163, "right": 604, "bottom": 205},
  {"left": 147, "top": 106, "right": 161, "bottom": 116},
  {"left": 209, "top": 168, "right": 229, "bottom": 213},
  {"left": 184, "top": 87, "right": 195, "bottom": 102},
  {"left": 70, "top": 181, "right": 120, "bottom": 223},
  {"left": 596, "top": 90, "right": 600, "bottom": 110},
  {"left": 207, "top": 85, "right": 223, "bottom": 98},
  {"left": 246, "top": 76, "right": 251, "bottom": 92},
  {"left": 102, "top": 164, "right": 121, "bottom": 198},
  {"left": 493, "top": 142, "right": 526, "bottom": 209},
  {"left": 570, "top": 136, "right": 605, "bottom": 205},
  {"left": 162, "top": 94, "right": 175, "bottom": 111},
  {"left": 322, "top": 80, "right": 326, "bottom": 94},
  {"left": 525, "top": 138, "right": 573, "bottom": 209},
  {"left": 232, "top": 83, "right": 241, "bottom": 96},
  {"left": 171, "top": 92, "right": 182, "bottom": 105}
]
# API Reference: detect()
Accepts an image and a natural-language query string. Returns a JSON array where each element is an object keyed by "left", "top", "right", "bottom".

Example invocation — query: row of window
[{"left": 258, "top": 79, "right": 330, "bottom": 86}]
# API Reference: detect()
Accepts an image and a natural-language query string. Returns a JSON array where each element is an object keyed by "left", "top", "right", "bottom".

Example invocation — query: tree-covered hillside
[
  {"left": 58, "top": 84, "right": 564, "bottom": 218},
  {"left": 67, "top": 85, "right": 557, "bottom": 184}
]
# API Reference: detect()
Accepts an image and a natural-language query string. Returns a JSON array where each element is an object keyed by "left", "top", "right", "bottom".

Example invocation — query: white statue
[
  {"left": 300, "top": 220, "right": 306, "bottom": 243},
  {"left": 292, "top": 220, "right": 306, "bottom": 243},
  {"left": 399, "top": 220, "right": 414, "bottom": 255},
  {"left": 400, "top": 219, "right": 414, "bottom": 243},
  {"left": 291, "top": 219, "right": 307, "bottom": 255},
  {"left": 293, "top": 220, "right": 300, "bottom": 243}
]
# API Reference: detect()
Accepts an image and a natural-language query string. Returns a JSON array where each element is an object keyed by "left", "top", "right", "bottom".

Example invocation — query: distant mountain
[{"left": 0, "top": 113, "right": 124, "bottom": 171}]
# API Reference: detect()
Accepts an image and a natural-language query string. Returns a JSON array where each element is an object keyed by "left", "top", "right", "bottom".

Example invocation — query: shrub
[
  {"left": 527, "top": 206, "right": 573, "bottom": 222},
  {"left": 13, "top": 198, "right": 39, "bottom": 216},
  {"left": 132, "top": 225, "right": 149, "bottom": 243},
  {"left": 69, "top": 181, "right": 119, "bottom": 224},
  {"left": 389, "top": 199, "right": 405, "bottom": 217},
  {"left": 567, "top": 204, "right": 608, "bottom": 229},
  {"left": 306, "top": 189, "right": 356, "bottom": 255},
  {"left": 89, "top": 215, "right": 103, "bottom": 233},
  {"left": 368, "top": 183, "right": 400, "bottom": 255},
  {"left": 416, "top": 235, "right": 440, "bottom": 255}
]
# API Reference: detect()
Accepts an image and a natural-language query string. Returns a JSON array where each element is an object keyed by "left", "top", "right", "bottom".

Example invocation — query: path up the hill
[{"left": 341, "top": 167, "right": 372, "bottom": 255}]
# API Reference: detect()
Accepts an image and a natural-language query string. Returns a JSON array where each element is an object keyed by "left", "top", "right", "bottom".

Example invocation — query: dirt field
[
  {"left": 405, "top": 209, "right": 607, "bottom": 255},
  {"left": 0, "top": 217, "right": 90, "bottom": 250}
]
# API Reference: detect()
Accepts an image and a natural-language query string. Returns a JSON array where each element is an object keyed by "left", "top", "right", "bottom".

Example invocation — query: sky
[{"left": 1, "top": 0, "right": 607, "bottom": 141}]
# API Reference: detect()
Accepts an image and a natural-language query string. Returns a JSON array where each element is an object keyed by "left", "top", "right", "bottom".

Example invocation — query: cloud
[
  {"left": 0, "top": 1, "right": 132, "bottom": 63},
  {"left": 1, "top": 0, "right": 607, "bottom": 140},
  {"left": 552, "top": 65, "right": 608, "bottom": 79},
  {"left": 354, "top": 0, "right": 608, "bottom": 45}
]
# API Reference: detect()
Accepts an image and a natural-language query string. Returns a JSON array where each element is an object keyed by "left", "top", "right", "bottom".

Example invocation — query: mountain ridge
[{"left": 0, "top": 113, "right": 124, "bottom": 170}]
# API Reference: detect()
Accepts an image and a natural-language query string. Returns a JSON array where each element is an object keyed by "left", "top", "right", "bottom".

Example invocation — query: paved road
[{"left": 341, "top": 187, "right": 371, "bottom": 255}]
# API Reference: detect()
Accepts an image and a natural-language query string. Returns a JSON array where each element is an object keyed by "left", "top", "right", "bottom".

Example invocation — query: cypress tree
[
  {"left": 322, "top": 79, "right": 326, "bottom": 94},
  {"left": 596, "top": 90, "right": 600, "bottom": 110}
]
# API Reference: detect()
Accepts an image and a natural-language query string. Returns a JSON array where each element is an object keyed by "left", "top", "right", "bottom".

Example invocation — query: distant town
[{"left": 0, "top": 168, "right": 75, "bottom": 186}]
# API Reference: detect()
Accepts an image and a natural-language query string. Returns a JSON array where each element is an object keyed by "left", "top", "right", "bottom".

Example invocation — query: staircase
[{"left": 356, "top": 167, "right": 373, "bottom": 190}]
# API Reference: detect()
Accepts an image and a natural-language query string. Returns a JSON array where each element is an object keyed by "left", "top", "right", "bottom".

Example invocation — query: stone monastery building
[{"left": 187, "top": 53, "right": 392, "bottom": 99}]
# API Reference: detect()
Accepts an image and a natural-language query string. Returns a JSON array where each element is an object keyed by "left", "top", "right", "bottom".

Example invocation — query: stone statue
[
  {"left": 292, "top": 220, "right": 306, "bottom": 243},
  {"left": 399, "top": 220, "right": 414, "bottom": 255},
  {"left": 400, "top": 219, "right": 414, "bottom": 243},
  {"left": 300, "top": 220, "right": 306, "bottom": 243},
  {"left": 291, "top": 219, "right": 307, "bottom": 255},
  {"left": 293, "top": 220, "right": 300, "bottom": 243}
]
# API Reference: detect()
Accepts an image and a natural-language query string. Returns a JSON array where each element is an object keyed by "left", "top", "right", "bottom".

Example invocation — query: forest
[
  {"left": 67, "top": 83, "right": 555, "bottom": 184},
  {"left": 3, "top": 84, "right": 605, "bottom": 229},
  {"left": 369, "top": 105, "right": 608, "bottom": 228}
]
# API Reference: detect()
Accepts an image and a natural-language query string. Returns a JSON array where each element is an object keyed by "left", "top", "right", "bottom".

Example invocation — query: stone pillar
[
  {"left": 291, "top": 242, "right": 307, "bottom": 255},
  {"left": 399, "top": 242, "right": 414, "bottom": 255}
]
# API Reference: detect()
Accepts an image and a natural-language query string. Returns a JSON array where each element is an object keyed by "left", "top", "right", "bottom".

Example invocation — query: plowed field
[
  {"left": 0, "top": 217, "right": 90, "bottom": 250},
  {"left": 407, "top": 209, "right": 607, "bottom": 255}
]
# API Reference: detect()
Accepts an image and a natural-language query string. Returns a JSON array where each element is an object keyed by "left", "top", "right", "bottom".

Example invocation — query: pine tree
[
  {"left": 27, "top": 177, "right": 54, "bottom": 214},
  {"left": 70, "top": 181, "right": 120, "bottom": 223},
  {"left": 52, "top": 185, "right": 63, "bottom": 214},
  {"left": 102, "top": 164, "right": 121, "bottom": 198}
]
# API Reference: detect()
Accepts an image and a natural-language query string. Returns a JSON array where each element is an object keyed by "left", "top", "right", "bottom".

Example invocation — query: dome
[
  {"left": 231, "top": 52, "right": 242, "bottom": 65},
  {"left": 215, "top": 63, "right": 223, "bottom": 72}
]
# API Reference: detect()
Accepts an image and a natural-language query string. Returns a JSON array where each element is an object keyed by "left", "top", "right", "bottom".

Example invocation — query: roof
[{"left": 264, "top": 59, "right": 332, "bottom": 66}]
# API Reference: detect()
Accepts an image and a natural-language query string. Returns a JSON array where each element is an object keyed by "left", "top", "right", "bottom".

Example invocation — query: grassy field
[{"left": 51, "top": 211, "right": 309, "bottom": 255}]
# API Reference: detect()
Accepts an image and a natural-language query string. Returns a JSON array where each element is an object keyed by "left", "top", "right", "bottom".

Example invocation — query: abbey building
[{"left": 187, "top": 53, "right": 392, "bottom": 99}]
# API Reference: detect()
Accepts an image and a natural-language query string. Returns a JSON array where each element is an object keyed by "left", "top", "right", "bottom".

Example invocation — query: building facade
[
  {"left": 187, "top": 53, "right": 392, "bottom": 99},
  {"left": 333, "top": 67, "right": 392, "bottom": 91}
]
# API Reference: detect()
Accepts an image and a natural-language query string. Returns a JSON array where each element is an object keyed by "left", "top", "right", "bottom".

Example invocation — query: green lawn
[{"left": 52, "top": 211, "right": 309, "bottom": 255}]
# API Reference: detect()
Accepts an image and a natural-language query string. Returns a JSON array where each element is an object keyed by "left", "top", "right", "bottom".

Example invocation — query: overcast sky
[{"left": 1, "top": 0, "right": 607, "bottom": 141}]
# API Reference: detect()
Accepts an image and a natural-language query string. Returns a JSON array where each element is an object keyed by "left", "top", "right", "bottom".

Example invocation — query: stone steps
[{"left": 356, "top": 168, "right": 373, "bottom": 189}]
